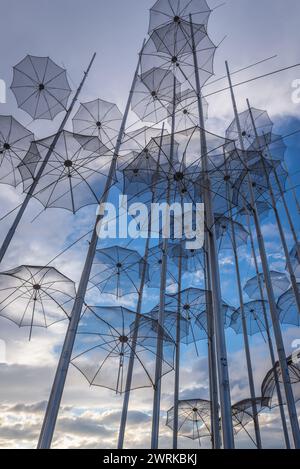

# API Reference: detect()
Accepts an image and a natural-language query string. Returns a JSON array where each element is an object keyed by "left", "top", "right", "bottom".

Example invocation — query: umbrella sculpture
[
  {"left": 71, "top": 305, "right": 175, "bottom": 394},
  {"left": 0, "top": 265, "right": 75, "bottom": 340},
  {"left": 11, "top": 55, "right": 72, "bottom": 120}
]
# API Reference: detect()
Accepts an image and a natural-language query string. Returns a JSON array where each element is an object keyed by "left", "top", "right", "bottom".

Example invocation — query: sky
[{"left": 0, "top": 0, "right": 300, "bottom": 449}]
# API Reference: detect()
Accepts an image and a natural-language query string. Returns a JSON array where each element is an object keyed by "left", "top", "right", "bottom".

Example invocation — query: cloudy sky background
[{"left": 0, "top": 0, "right": 300, "bottom": 449}]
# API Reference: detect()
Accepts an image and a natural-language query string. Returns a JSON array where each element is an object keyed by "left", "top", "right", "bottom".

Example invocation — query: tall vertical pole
[
  {"left": 247, "top": 101, "right": 300, "bottom": 314},
  {"left": 245, "top": 206, "right": 291, "bottom": 449},
  {"left": 225, "top": 176, "right": 262, "bottom": 448},
  {"left": 151, "top": 74, "right": 177, "bottom": 449},
  {"left": 191, "top": 18, "right": 235, "bottom": 448},
  {"left": 230, "top": 230, "right": 262, "bottom": 448},
  {"left": 118, "top": 123, "right": 165, "bottom": 449},
  {"left": 0, "top": 53, "right": 97, "bottom": 264},
  {"left": 172, "top": 245, "right": 183, "bottom": 449},
  {"left": 37, "top": 43, "right": 144, "bottom": 449},
  {"left": 204, "top": 245, "right": 221, "bottom": 449},
  {"left": 226, "top": 61, "right": 300, "bottom": 448}
]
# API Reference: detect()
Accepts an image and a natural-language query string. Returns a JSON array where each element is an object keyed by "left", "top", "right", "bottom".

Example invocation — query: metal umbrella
[
  {"left": 71, "top": 305, "right": 174, "bottom": 394},
  {"left": 72, "top": 98, "right": 123, "bottom": 149},
  {"left": 19, "top": 131, "right": 113, "bottom": 213},
  {"left": 166, "top": 399, "right": 212, "bottom": 441},
  {"left": 0, "top": 265, "right": 75, "bottom": 339},
  {"left": 11, "top": 55, "right": 72, "bottom": 120},
  {"left": 0, "top": 115, "right": 34, "bottom": 187}
]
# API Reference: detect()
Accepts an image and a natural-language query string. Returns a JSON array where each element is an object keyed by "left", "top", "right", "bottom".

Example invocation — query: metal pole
[
  {"left": 245, "top": 206, "right": 291, "bottom": 449},
  {"left": 225, "top": 171, "right": 262, "bottom": 447},
  {"left": 204, "top": 244, "right": 221, "bottom": 449},
  {"left": 151, "top": 74, "right": 177, "bottom": 449},
  {"left": 117, "top": 123, "right": 165, "bottom": 449},
  {"left": 172, "top": 245, "right": 183, "bottom": 449},
  {"left": 230, "top": 219, "right": 262, "bottom": 448},
  {"left": 191, "top": 18, "right": 235, "bottom": 448},
  {"left": 247, "top": 101, "right": 300, "bottom": 315},
  {"left": 37, "top": 43, "right": 144, "bottom": 449},
  {"left": 0, "top": 53, "right": 97, "bottom": 264},
  {"left": 226, "top": 61, "right": 300, "bottom": 448}
]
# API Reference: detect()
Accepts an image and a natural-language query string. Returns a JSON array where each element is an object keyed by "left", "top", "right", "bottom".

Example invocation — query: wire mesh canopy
[
  {"left": 147, "top": 306, "right": 189, "bottom": 342},
  {"left": 232, "top": 397, "right": 270, "bottom": 434},
  {"left": 230, "top": 300, "right": 272, "bottom": 336},
  {"left": 226, "top": 107, "right": 273, "bottom": 150},
  {"left": 196, "top": 301, "right": 235, "bottom": 341},
  {"left": 168, "top": 240, "right": 204, "bottom": 273},
  {"left": 244, "top": 271, "right": 290, "bottom": 300},
  {"left": 0, "top": 265, "right": 75, "bottom": 339},
  {"left": 19, "top": 131, "right": 113, "bottom": 213},
  {"left": 72, "top": 98, "right": 123, "bottom": 149},
  {"left": 166, "top": 399, "right": 212, "bottom": 440},
  {"left": 11, "top": 55, "right": 72, "bottom": 120},
  {"left": 141, "top": 29, "right": 216, "bottom": 89},
  {"left": 149, "top": 0, "right": 211, "bottom": 34},
  {"left": 215, "top": 215, "right": 249, "bottom": 250},
  {"left": 236, "top": 200, "right": 271, "bottom": 223},
  {"left": 71, "top": 305, "right": 174, "bottom": 394},
  {"left": 277, "top": 283, "right": 300, "bottom": 327},
  {"left": 248, "top": 132, "right": 287, "bottom": 163},
  {"left": 165, "top": 287, "right": 210, "bottom": 344},
  {"left": 169, "top": 89, "right": 208, "bottom": 132},
  {"left": 120, "top": 126, "right": 164, "bottom": 155},
  {"left": 230, "top": 153, "right": 284, "bottom": 208},
  {"left": 89, "top": 246, "right": 145, "bottom": 298},
  {"left": 132, "top": 67, "right": 180, "bottom": 123},
  {"left": 261, "top": 354, "right": 300, "bottom": 408},
  {"left": 0, "top": 115, "right": 34, "bottom": 187}
]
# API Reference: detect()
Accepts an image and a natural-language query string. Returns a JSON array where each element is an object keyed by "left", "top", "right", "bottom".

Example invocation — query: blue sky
[{"left": 0, "top": 0, "right": 300, "bottom": 449}]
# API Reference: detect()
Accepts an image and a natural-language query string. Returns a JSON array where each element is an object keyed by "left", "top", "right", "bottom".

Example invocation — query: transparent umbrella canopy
[
  {"left": 249, "top": 132, "right": 287, "bottom": 163},
  {"left": 232, "top": 398, "right": 270, "bottom": 435},
  {"left": 169, "top": 89, "right": 208, "bottom": 132},
  {"left": 72, "top": 98, "right": 123, "bottom": 149},
  {"left": 165, "top": 287, "right": 209, "bottom": 345},
  {"left": 168, "top": 240, "right": 205, "bottom": 274},
  {"left": 244, "top": 271, "right": 290, "bottom": 300},
  {"left": 166, "top": 399, "right": 212, "bottom": 441},
  {"left": 89, "top": 246, "right": 145, "bottom": 298},
  {"left": 0, "top": 115, "right": 34, "bottom": 187},
  {"left": 148, "top": 0, "right": 211, "bottom": 34},
  {"left": 147, "top": 306, "right": 189, "bottom": 343},
  {"left": 11, "top": 55, "right": 72, "bottom": 120},
  {"left": 230, "top": 300, "right": 273, "bottom": 336},
  {"left": 215, "top": 215, "right": 249, "bottom": 251},
  {"left": 71, "top": 305, "right": 174, "bottom": 394},
  {"left": 121, "top": 126, "right": 164, "bottom": 155},
  {"left": 131, "top": 67, "right": 180, "bottom": 123},
  {"left": 277, "top": 283, "right": 300, "bottom": 327},
  {"left": 0, "top": 265, "right": 75, "bottom": 339},
  {"left": 226, "top": 107, "right": 273, "bottom": 150},
  {"left": 261, "top": 355, "right": 300, "bottom": 408},
  {"left": 18, "top": 131, "right": 113, "bottom": 213},
  {"left": 141, "top": 25, "right": 216, "bottom": 89},
  {"left": 196, "top": 302, "right": 235, "bottom": 341}
]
